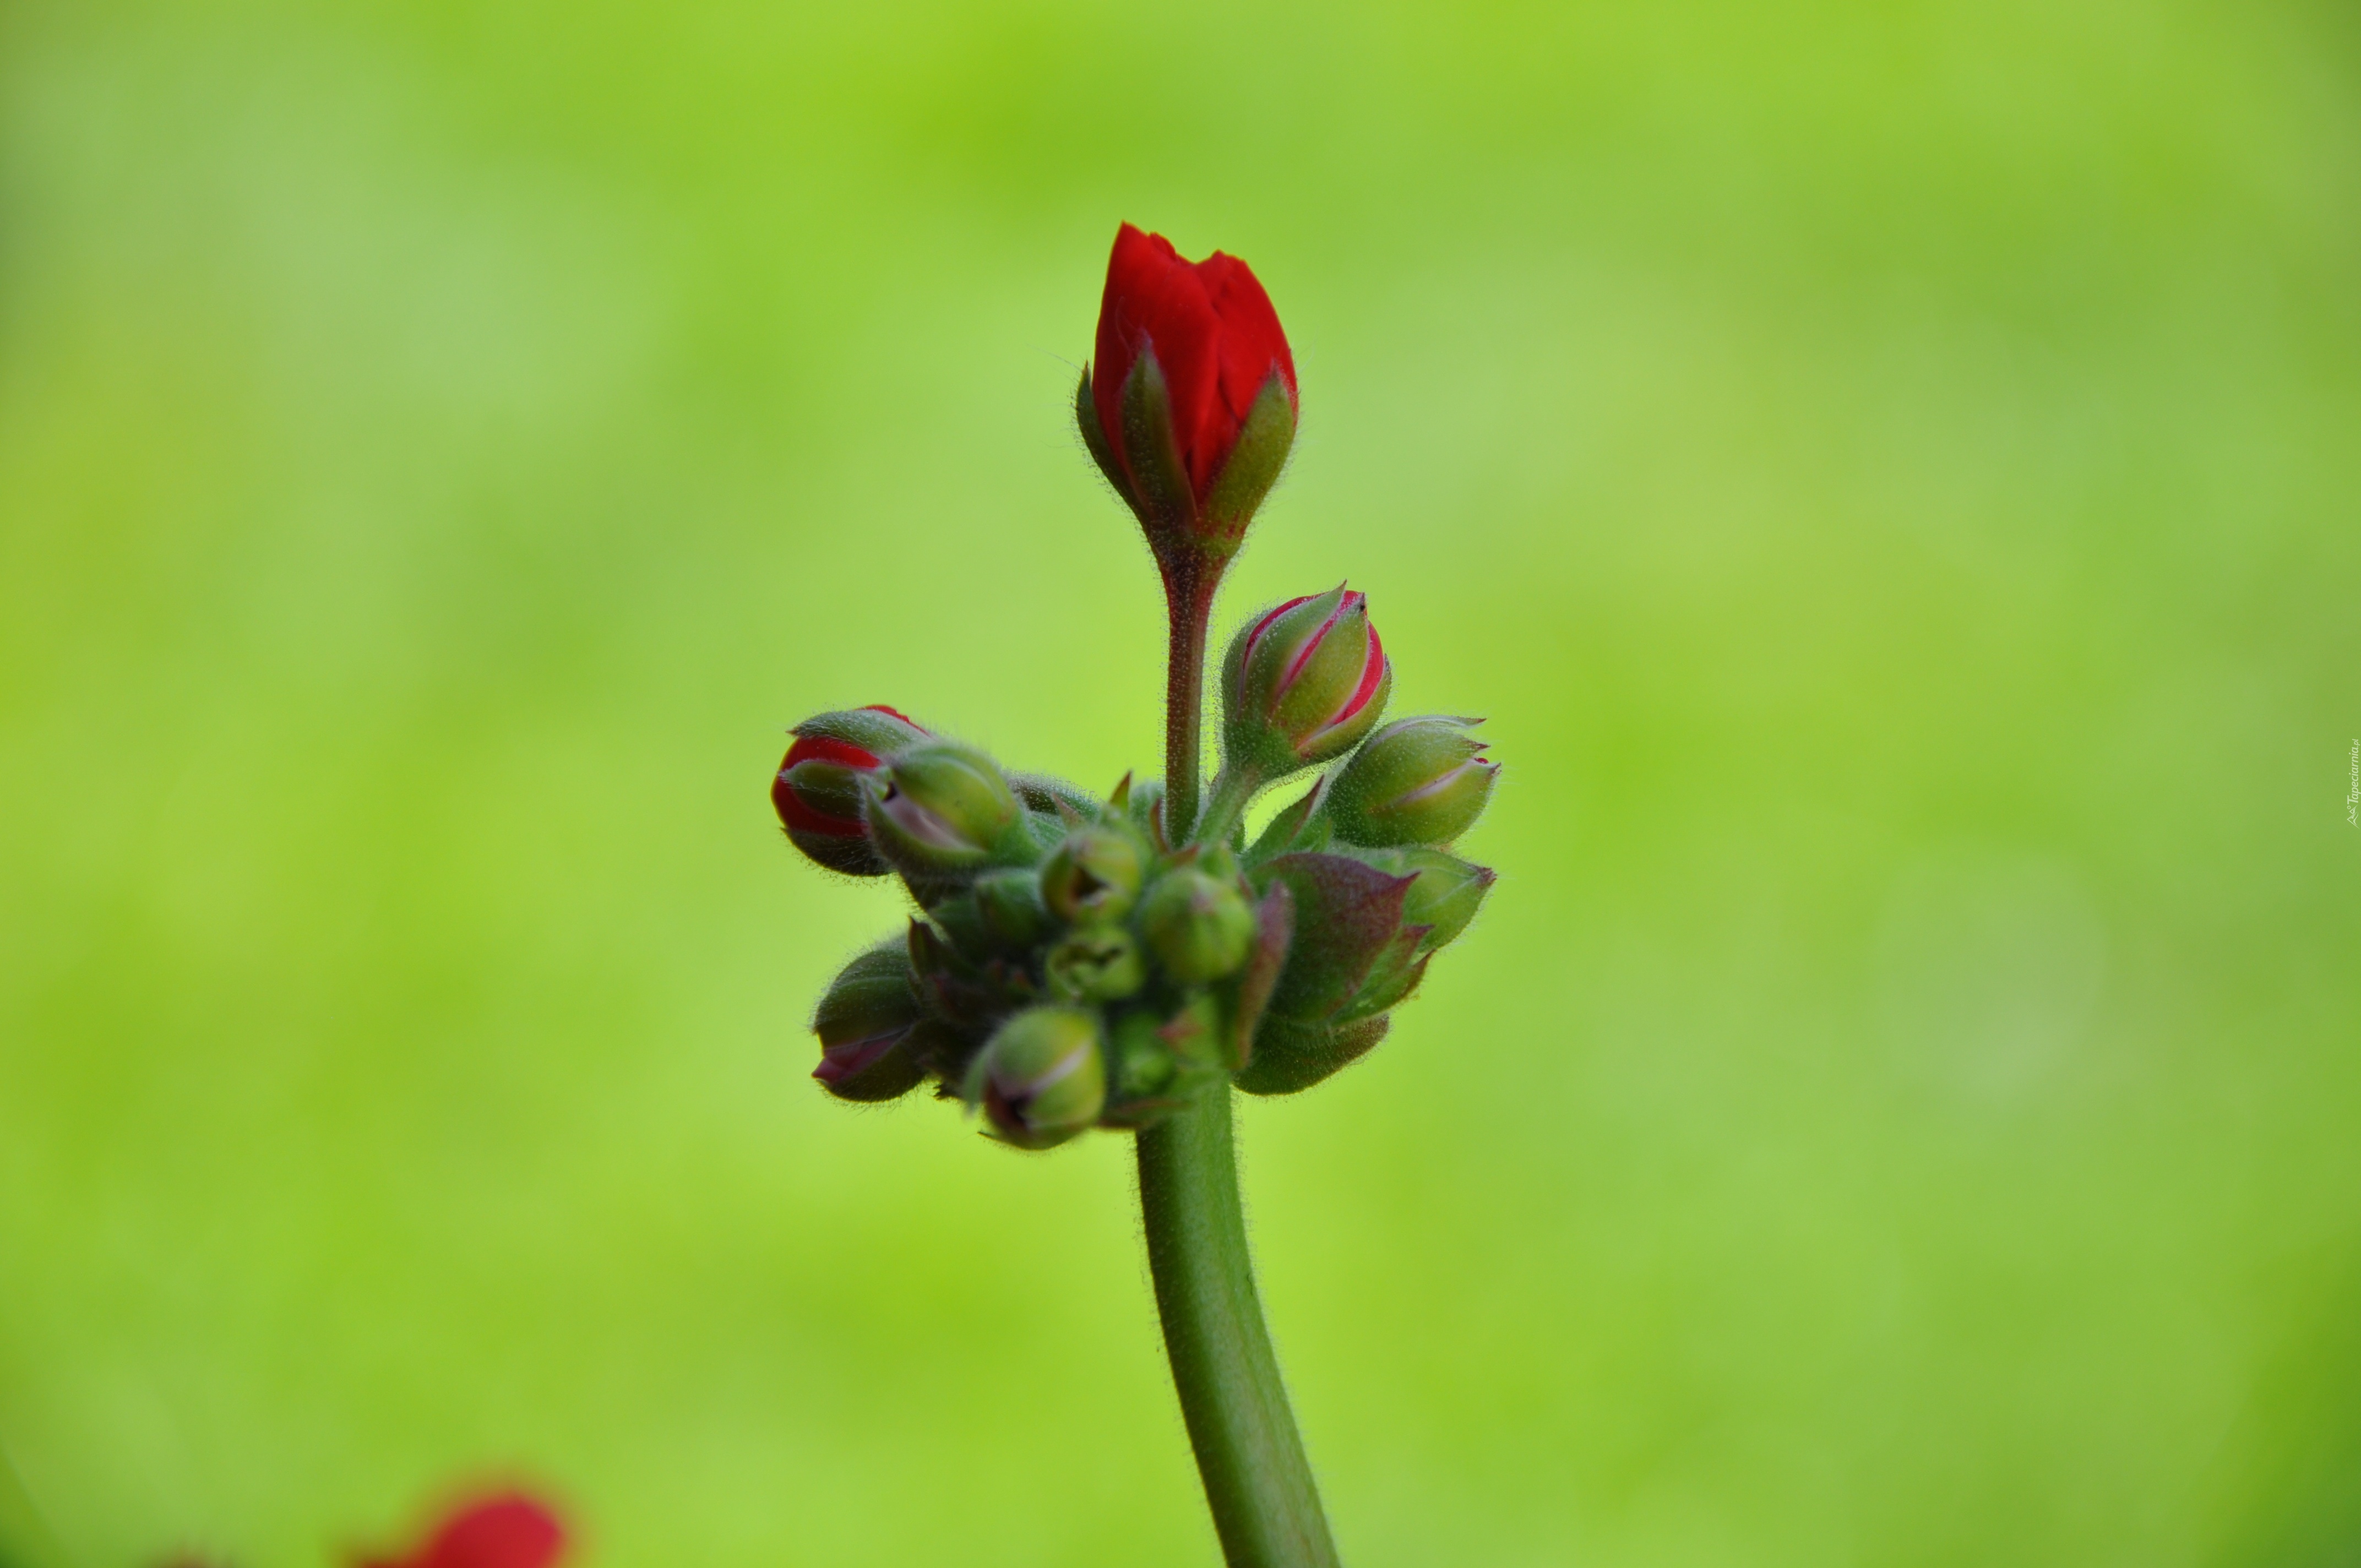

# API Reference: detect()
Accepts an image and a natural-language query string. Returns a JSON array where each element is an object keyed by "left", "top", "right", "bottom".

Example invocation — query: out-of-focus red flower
[
  {"left": 1082, "top": 224, "right": 1297, "bottom": 558},
  {"left": 360, "top": 1491, "right": 566, "bottom": 1568}
]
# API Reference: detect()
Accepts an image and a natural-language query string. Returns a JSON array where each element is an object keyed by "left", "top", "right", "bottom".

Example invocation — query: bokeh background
[{"left": 4, "top": 0, "right": 2358, "bottom": 1562}]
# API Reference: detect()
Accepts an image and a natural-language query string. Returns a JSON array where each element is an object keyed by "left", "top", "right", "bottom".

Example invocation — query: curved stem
[
  {"left": 1189, "top": 766, "right": 1263, "bottom": 851},
  {"left": 1136, "top": 1090, "right": 1340, "bottom": 1568}
]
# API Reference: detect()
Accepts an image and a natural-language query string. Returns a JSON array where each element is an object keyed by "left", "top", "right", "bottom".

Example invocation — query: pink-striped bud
[{"left": 1219, "top": 585, "right": 1391, "bottom": 779}]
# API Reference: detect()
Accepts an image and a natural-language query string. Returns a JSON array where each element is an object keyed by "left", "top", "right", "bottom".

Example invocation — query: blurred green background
[{"left": 4, "top": 0, "right": 2358, "bottom": 1562}]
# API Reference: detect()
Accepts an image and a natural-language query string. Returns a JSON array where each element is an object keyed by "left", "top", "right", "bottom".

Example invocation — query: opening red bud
[
  {"left": 1080, "top": 224, "right": 1298, "bottom": 564},
  {"left": 771, "top": 705, "right": 929, "bottom": 878}
]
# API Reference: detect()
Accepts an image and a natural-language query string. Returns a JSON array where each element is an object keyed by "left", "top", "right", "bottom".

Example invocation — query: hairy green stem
[
  {"left": 1162, "top": 564, "right": 1218, "bottom": 841},
  {"left": 1145, "top": 549, "right": 1338, "bottom": 1566},
  {"left": 1189, "top": 766, "right": 1263, "bottom": 851},
  {"left": 1136, "top": 1090, "right": 1340, "bottom": 1568}
]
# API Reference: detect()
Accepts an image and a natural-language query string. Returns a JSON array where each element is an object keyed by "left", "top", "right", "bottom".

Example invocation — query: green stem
[
  {"left": 1136, "top": 1090, "right": 1340, "bottom": 1568},
  {"left": 1190, "top": 766, "right": 1262, "bottom": 851},
  {"left": 1161, "top": 562, "right": 1218, "bottom": 841}
]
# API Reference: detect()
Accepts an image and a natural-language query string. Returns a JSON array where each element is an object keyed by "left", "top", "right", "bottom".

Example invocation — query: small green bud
[
  {"left": 810, "top": 943, "right": 928, "bottom": 1102},
  {"left": 1139, "top": 867, "right": 1256, "bottom": 983},
  {"left": 973, "top": 867, "right": 1052, "bottom": 949},
  {"left": 1008, "top": 771, "right": 1101, "bottom": 818},
  {"left": 861, "top": 741, "right": 1027, "bottom": 875},
  {"left": 1108, "top": 1006, "right": 1180, "bottom": 1100},
  {"left": 1155, "top": 990, "right": 1229, "bottom": 1069},
  {"left": 1220, "top": 585, "right": 1392, "bottom": 780},
  {"left": 1102, "top": 994, "right": 1227, "bottom": 1126},
  {"left": 1040, "top": 827, "right": 1147, "bottom": 924},
  {"left": 1326, "top": 717, "right": 1498, "bottom": 847},
  {"left": 1046, "top": 924, "right": 1147, "bottom": 1001},
  {"left": 1352, "top": 846, "right": 1495, "bottom": 953},
  {"left": 969, "top": 1005, "right": 1107, "bottom": 1150},
  {"left": 1125, "top": 777, "right": 1170, "bottom": 848}
]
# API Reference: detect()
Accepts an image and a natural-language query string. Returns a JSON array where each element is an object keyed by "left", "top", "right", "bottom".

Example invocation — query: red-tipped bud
[
  {"left": 1326, "top": 716, "right": 1499, "bottom": 847},
  {"left": 810, "top": 941, "right": 929, "bottom": 1102},
  {"left": 771, "top": 705, "right": 928, "bottom": 876},
  {"left": 1078, "top": 225, "right": 1298, "bottom": 565},
  {"left": 1220, "top": 586, "right": 1392, "bottom": 779}
]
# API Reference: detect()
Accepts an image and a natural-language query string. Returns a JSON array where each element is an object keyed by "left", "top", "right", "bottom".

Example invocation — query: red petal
[
  {"left": 369, "top": 1493, "right": 567, "bottom": 1568},
  {"left": 772, "top": 734, "right": 882, "bottom": 837},
  {"left": 1193, "top": 251, "right": 1295, "bottom": 493}
]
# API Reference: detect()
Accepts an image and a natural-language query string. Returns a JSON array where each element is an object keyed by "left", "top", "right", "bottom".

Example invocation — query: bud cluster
[
  {"left": 774, "top": 593, "right": 1497, "bottom": 1142},
  {"left": 767, "top": 224, "right": 1500, "bottom": 1153}
]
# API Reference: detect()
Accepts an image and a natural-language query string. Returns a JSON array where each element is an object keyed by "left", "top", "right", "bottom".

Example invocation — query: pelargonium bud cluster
[
  {"left": 770, "top": 224, "right": 1498, "bottom": 1150},
  {"left": 773, "top": 594, "right": 1497, "bottom": 1143}
]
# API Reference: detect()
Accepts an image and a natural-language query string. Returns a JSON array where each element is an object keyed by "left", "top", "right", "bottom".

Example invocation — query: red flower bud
[
  {"left": 1220, "top": 585, "right": 1392, "bottom": 778},
  {"left": 360, "top": 1492, "right": 566, "bottom": 1568},
  {"left": 1079, "top": 224, "right": 1298, "bottom": 563},
  {"left": 771, "top": 705, "right": 927, "bottom": 876}
]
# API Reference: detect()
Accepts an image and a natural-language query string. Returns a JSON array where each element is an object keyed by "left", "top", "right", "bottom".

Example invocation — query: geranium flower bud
[
  {"left": 1046, "top": 924, "right": 1147, "bottom": 1001},
  {"left": 1039, "top": 826, "right": 1147, "bottom": 924},
  {"left": 1352, "top": 846, "right": 1496, "bottom": 954},
  {"left": 969, "top": 1005, "right": 1107, "bottom": 1150},
  {"left": 1326, "top": 716, "right": 1499, "bottom": 847},
  {"left": 861, "top": 740, "right": 1030, "bottom": 876},
  {"left": 810, "top": 942, "right": 928, "bottom": 1102},
  {"left": 771, "top": 705, "right": 927, "bottom": 876},
  {"left": 1139, "top": 866, "right": 1256, "bottom": 983},
  {"left": 1221, "top": 585, "right": 1392, "bottom": 779},
  {"left": 972, "top": 867, "right": 1052, "bottom": 949},
  {"left": 1078, "top": 224, "right": 1298, "bottom": 564}
]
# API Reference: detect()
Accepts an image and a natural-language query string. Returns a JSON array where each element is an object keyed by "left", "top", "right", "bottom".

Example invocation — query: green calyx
[
  {"left": 1139, "top": 865, "right": 1258, "bottom": 984},
  {"left": 1326, "top": 716, "right": 1498, "bottom": 847},
  {"left": 810, "top": 942, "right": 929, "bottom": 1103},
  {"left": 1346, "top": 846, "right": 1496, "bottom": 954},
  {"left": 862, "top": 740, "right": 1032, "bottom": 875},
  {"left": 1041, "top": 826, "right": 1147, "bottom": 924},
  {"left": 969, "top": 1005, "right": 1107, "bottom": 1150},
  {"left": 1198, "top": 370, "right": 1297, "bottom": 556},
  {"left": 1047, "top": 924, "right": 1148, "bottom": 1002}
]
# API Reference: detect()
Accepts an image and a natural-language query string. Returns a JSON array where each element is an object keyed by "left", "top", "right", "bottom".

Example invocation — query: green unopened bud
[
  {"left": 1336, "top": 925, "right": 1429, "bottom": 1022},
  {"left": 1046, "top": 924, "right": 1147, "bottom": 1001},
  {"left": 1101, "top": 993, "right": 1226, "bottom": 1124},
  {"left": 1040, "top": 827, "right": 1146, "bottom": 924},
  {"left": 1125, "top": 777, "right": 1170, "bottom": 848},
  {"left": 1139, "top": 867, "right": 1256, "bottom": 983},
  {"left": 862, "top": 741, "right": 1027, "bottom": 875},
  {"left": 1108, "top": 1008, "right": 1180, "bottom": 1102},
  {"left": 810, "top": 943, "right": 928, "bottom": 1102},
  {"left": 1352, "top": 846, "right": 1497, "bottom": 953},
  {"left": 969, "top": 1005, "right": 1106, "bottom": 1150},
  {"left": 1328, "top": 717, "right": 1498, "bottom": 847},
  {"left": 1220, "top": 585, "right": 1392, "bottom": 780},
  {"left": 973, "top": 867, "right": 1052, "bottom": 949}
]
